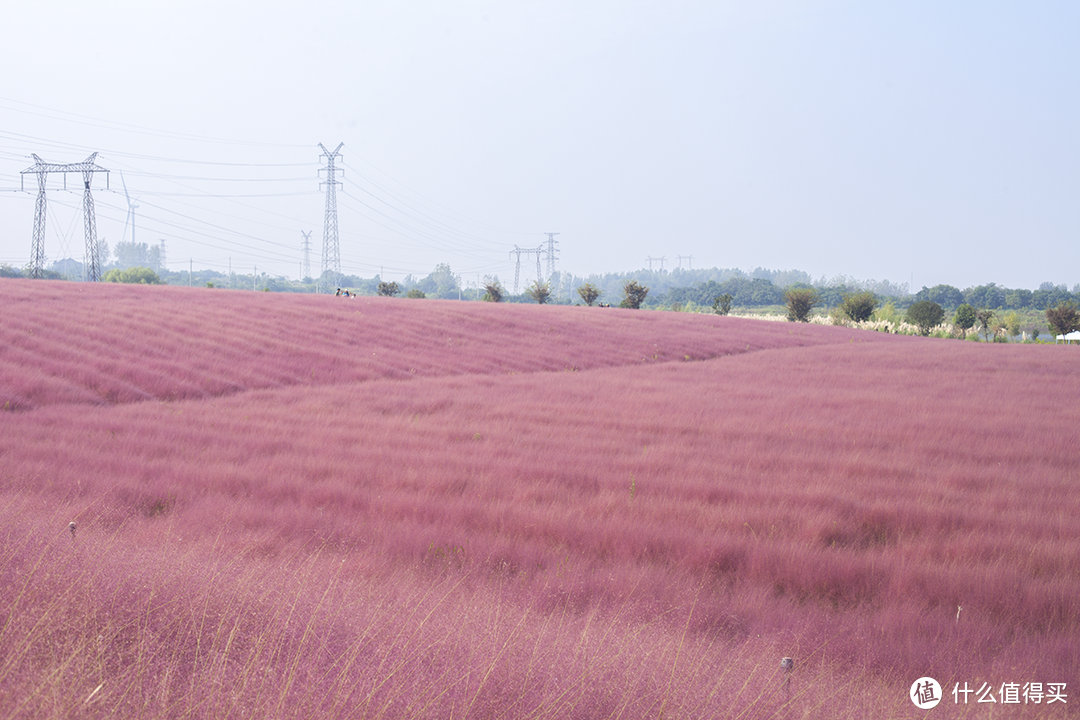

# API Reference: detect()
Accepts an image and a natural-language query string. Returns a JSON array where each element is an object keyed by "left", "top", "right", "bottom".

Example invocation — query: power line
[
  {"left": 116, "top": 172, "right": 313, "bottom": 182},
  {"left": 342, "top": 163, "right": 517, "bottom": 249},
  {"left": 0, "top": 96, "right": 311, "bottom": 148},
  {"left": 342, "top": 157, "right": 534, "bottom": 237}
]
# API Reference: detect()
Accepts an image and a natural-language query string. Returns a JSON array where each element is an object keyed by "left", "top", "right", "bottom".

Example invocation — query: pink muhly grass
[
  {"left": 1, "top": 281, "right": 1077, "bottom": 718},
  {"left": 0, "top": 278, "right": 901, "bottom": 411}
]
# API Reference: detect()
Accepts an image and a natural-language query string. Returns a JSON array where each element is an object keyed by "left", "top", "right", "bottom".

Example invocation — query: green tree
[
  {"left": 525, "top": 281, "right": 552, "bottom": 304},
  {"left": 480, "top": 281, "right": 502, "bottom": 302},
  {"left": 914, "top": 284, "right": 963, "bottom": 309},
  {"left": 906, "top": 301, "right": 945, "bottom": 336},
  {"left": 873, "top": 300, "right": 902, "bottom": 325},
  {"left": 113, "top": 241, "right": 149, "bottom": 269},
  {"left": 406, "top": 288, "right": 426, "bottom": 299},
  {"left": 1046, "top": 301, "right": 1080, "bottom": 337},
  {"left": 964, "top": 283, "right": 1006, "bottom": 310},
  {"left": 417, "top": 263, "right": 459, "bottom": 299},
  {"left": 839, "top": 291, "right": 877, "bottom": 323},
  {"left": 784, "top": 287, "right": 818, "bottom": 322},
  {"left": 712, "top": 293, "right": 733, "bottom": 316},
  {"left": 1033, "top": 282, "right": 1070, "bottom": 310},
  {"left": 102, "top": 266, "right": 164, "bottom": 285},
  {"left": 483, "top": 280, "right": 504, "bottom": 302},
  {"left": 953, "top": 303, "right": 977, "bottom": 335},
  {"left": 577, "top": 283, "right": 601, "bottom": 306},
  {"left": 975, "top": 308, "right": 996, "bottom": 341},
  {"left": 377, "top": 281, "right": 400, "bottom": 297},
  {"left": 620, "top": 280, "right": 649, "bottom": 309},
  {"left": 1001, "top": 310, "right": 1021, "bottom": 338},
  {"left": 1005, "top": 288, "right": 1033, "bottom": 309}
]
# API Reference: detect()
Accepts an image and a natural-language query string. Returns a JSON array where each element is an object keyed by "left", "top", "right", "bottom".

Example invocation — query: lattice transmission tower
[
  {"left": 21, "top": 153, "right": 109, "bottom": 281},
  {"left": 301, "top": 230, "right": 312, "bottom": 281},
  {"left": 317, "top": 142, "right": 344, "bottom": 293},
  {"left": 510, "top": 244, "right": 544, "bottom": 294},
  {"left": 544, "top": 232, "right": 559, "bottom": 281}
]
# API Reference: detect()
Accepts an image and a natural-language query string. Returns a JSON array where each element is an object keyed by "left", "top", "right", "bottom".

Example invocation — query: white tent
[{"left": 1055, "top": 331, "right": 1080, "bottom": 344}]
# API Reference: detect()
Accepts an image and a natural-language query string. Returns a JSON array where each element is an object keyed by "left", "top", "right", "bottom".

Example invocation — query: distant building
[{"left": 51, "top": 258, "right": 83, "bottom": 279}]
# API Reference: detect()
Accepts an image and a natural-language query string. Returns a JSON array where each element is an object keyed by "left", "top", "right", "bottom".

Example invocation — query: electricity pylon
[
  {"left": 510, "top": 244, "right": 544, "bottom": 294},
  {"left": 301, "top": 231, "right": 312, "bottom": 281},
  {"left": 544, "top": 232, "right": 559, "bottom": 281},
  {"left": 318, "top": 142, "right": 344, "bottom": 293},
  {"left": 21, "top": 153, "right": 109, "bottom": 281}
]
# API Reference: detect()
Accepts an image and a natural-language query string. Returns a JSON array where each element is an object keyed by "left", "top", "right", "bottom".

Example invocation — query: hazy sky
[{"left": 1, "top": 1, "right": 1076, "bottom": 291}]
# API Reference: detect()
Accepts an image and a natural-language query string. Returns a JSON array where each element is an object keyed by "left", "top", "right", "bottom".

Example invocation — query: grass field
[{"left": 1, "top": 279, "right": 1076, "bottom": 718}]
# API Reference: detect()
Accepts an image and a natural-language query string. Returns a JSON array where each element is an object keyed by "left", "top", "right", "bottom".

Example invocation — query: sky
[{"left": 1, "top": 0, "right": 1077, "bottom": 292}]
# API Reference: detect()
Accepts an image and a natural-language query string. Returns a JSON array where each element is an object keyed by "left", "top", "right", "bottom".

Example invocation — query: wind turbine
[{"left": 119, "top": 170, "right": 139, "bottom": 245}]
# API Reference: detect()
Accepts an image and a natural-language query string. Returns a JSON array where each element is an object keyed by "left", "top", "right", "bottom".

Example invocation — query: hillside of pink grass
[
  {"left": 1, "top": 279, "right": 1076, "bottom": 718},
  {"left": 0, "top": 280, "right": 894, "bottom": 412}
]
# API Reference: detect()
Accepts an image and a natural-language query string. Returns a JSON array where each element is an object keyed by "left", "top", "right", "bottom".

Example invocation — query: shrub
[
  {"left": 1045, "top": 301, "right": 1080, "bottom": 337},
  {"left": 872, "top": 300, "right": 903, "bottom": 326},
  {"left": 784, "top": 287, "right": 818, "bottom": 322},
  {"left": 905, "top": 301, "right": 944, "bottom": 336},
  {"left": 102, "top": 267, "right": 164, "bottom": 285},
  {"left": 1001, "top": 311, "right": 1021, "bottom": 338},
  {"left": 525, "top": 281, "right": 552, "bottom": 305},
  {"left": 840, "top": 291, "right": 877, "bottom": 323},
  {"left": 954, "top": 304, "right": 976, "bottom": 335},
  {"left": 712, "top": 294, "right": 733, "bottom": 316},
  {"left": 406, "top": 289, "right": 426, "bottom": 299},
  {"left": 577, "top": 283, "right": 601, "bottom": 307},
  {"left": 483, "top": 281, "right": 504, "bottom": 303},
  {"left": 619, "top": 280, "right": 649, "bottom": 309},
  {"left": 377, "top": 281, "right": 400, "bottom": 297}
]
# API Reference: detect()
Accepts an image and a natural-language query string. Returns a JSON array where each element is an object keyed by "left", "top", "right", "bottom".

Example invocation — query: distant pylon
[
  {"left": 81, "top": 163, "right": 101, "bottom": 282},
  {"left": 676, "top": 254, "right": 694, "bottom": 270},
  {"left": 318, "top": 142, "right": 344, "bottom": 293},
  {"left": 544, "top": 232, "right": 560, "bottom": 281},
  {"left": 510, "top": 244, "right": 545, "bottom": 294},
  {"left": 646, "top": 256, "right": 666, "bottom": 272},
  {"left": 21, "top": 152, "right": 109, "bottom": 280},
  {"left": 301, "top": 230, "right": 312, "bottom": 280},
  {"left": 28, "top": 164, "right": 47, "bottom": 279}
]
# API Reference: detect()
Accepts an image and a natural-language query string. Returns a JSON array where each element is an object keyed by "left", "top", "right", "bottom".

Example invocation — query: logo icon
[{"left": 911, "top": 677, "right": 942, "bottom": 709}]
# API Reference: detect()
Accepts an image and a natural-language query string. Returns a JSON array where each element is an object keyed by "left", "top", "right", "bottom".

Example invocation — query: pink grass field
[{"left": 1, "top": 279, "right": 1077, "bottom": 719}]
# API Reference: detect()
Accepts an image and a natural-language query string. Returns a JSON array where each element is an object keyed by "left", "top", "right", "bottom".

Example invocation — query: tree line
[
  {"left": 912, "top": 282, "right": 1078, "bottom": 311},
  {"left": 6, "top": 247, "right": 1079, "bottom": 316}
]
